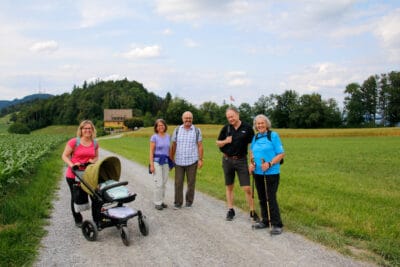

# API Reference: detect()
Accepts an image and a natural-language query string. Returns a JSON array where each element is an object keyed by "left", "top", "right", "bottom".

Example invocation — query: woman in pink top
[{"left": 62, "top": 120, "right": 99, "bottom": 227}]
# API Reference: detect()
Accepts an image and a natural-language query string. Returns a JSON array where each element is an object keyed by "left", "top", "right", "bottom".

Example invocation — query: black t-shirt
[{"left": 217, "top": 122, "right": 254, "bottom": 156}]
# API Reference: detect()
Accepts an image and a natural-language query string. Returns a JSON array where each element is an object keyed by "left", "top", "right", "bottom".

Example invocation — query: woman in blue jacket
[{"left": 249, "top": 114, "right": 285, "bottom": 234}]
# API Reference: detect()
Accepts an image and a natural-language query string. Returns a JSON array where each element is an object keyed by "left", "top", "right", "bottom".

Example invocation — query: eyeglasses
[{"left": 82, "top": 127, "right": 92, "bottom": 130}]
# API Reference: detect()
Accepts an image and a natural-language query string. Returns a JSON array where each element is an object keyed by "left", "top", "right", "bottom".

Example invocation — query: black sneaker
[
  {"left": 155, "top": 204, "right": 163, "bottom": 210},
  {"left": 252, "top": 221, "right": 268, "bottom": 229},
  {"left": 250, "top": 210, "right": 260, "bottom": 222},
  {"left": 185, "top": 202, "right": 192, "bottom": 207},
  {"left": 226, "top": 208, "right": 235, "bottom": 221},
  {"left": 173, "top": 204, "right": 182, "bottom": 210},
  {"left": 161, "top": 203, "right": 168, "bottom": 208},
  {"left": 75, "top": 221, "right": 82, "bottom": 228},
  {"left": 270, "top": 226, "right": 282, "bottom": 235}
]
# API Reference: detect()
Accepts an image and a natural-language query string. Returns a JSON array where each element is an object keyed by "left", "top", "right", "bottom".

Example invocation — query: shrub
[
  {"left": 8, "top": 122, "right": 31, "bottom": 134},
  {"left": 124, "top": 118, "right": 144, "bottom": 129}
]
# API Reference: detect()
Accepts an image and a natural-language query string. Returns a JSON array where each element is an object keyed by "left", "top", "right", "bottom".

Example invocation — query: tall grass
[{"left": 99, "top": 127, "right": 400, "bottom": 266}]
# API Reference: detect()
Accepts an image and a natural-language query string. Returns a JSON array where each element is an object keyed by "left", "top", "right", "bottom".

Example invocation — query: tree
[
  {"left": 378, "top": 74, "right": 390, "bottom": 126},
  {"left": 387, "top": 71, "right": 400, "bottom": 125},
  {"left": 253, "top": 94, "right": 274, "bottom": 117},
  {"left": 165, "top": 97, "right": 198, "bottom": 125},
  {"left": 292, "top": 93, "right": 325, "bottom": 128},
  {"left": 272, "top": 90, "right": 299, "bottom": 128},
  {"left": 344, "top": 83, "right": 364, "bottom": 126},
  {"left": 199, "top": 101, "right": 220, "bottom": 124},
  {"left": 360, "top": 75, "right": 378, "bottom": 125},
  {"left": 322, "top": 98, "right": 342, "bottom": 128},
  {"left": 238, "top": 103, "right": 253, "bottom": 125}
]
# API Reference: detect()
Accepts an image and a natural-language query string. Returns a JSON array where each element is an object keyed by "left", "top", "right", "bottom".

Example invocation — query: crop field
[{"left": 0, "top": 134, "right": 68, "bottom": 192}]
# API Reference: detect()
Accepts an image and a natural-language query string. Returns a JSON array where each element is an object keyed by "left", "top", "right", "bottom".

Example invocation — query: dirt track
[{"left": 35, "top": 149, "right": 375, "bottom": 266}]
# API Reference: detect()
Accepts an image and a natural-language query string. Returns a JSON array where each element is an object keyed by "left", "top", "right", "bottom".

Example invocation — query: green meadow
[
  {"left": 99, "top": 126, "right": 400, "bottom": 266},
  {"left": 0, "top": 124, "right": 399, "bottom": 266}
]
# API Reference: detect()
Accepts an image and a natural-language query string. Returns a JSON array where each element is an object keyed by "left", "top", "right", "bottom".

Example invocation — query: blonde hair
[{"left": 76, "top": 120, "right": 97, "bottom": 138}]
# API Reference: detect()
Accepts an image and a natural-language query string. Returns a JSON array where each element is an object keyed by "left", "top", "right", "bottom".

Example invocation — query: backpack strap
[
  {"left": 195, "top": 127, "right": 200, "bottom": 143},
  {"left": 173, "top": 126, "right": 179, "bottom": 142},
  {"left": 174, "top": 126, "right": 200, "bottom": 143},
  {"left": 75, "top": 137, "right": 80, "bottom": 148},
  {"left": 75, "top": 137, "right": 97, "bottom": 153},
  {"left": 267, "top": 130, "right": 272, "bottom": 142}
]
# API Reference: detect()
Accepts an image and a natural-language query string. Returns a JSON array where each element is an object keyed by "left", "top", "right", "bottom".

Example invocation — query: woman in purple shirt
[{"left": 149, "top": 119, "right": 174, "bottom": 210}]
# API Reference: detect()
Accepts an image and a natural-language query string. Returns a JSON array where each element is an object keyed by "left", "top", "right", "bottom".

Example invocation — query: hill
[{"left": 0, "top": 93, "right": 53, "bottom": 110}]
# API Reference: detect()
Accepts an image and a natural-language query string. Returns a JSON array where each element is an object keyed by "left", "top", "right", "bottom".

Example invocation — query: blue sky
[{"left": 1, "top": 1, "right": 399, "bottom": 108}]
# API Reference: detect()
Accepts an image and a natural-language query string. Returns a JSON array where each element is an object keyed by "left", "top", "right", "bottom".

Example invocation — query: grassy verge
[
  {"left": 99, "top": 127, "right": 400, "bottom": 266},
  {"left": 0, "top": 145, "right": 65, "bottom": 266}
]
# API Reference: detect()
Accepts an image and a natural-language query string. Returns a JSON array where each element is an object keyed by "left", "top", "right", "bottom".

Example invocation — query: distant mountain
[{"left": 0, "top": 93, "right": 53, "bottom": 110}]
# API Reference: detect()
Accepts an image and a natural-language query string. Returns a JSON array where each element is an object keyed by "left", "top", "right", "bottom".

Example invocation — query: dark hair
[{"left": 154, "top": 119, "right": 168, "bottom": 133}]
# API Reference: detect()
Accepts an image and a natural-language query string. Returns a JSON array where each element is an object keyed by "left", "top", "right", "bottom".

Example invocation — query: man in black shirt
[{"left": 216, "top": 107, "right": 258, "bottom": 222}]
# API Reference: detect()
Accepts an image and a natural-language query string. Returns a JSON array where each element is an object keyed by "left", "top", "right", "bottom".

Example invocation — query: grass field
[
  {"left": 0, "top": 123, "right": 399, "bottom": 266},
  {"left": 99, "top": 126, "right": 400, "bottom": 266}
]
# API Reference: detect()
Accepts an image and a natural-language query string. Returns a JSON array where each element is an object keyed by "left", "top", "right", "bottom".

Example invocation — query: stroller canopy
[{"left": 82, "top": 156, "right": 121, "bottom": 195}]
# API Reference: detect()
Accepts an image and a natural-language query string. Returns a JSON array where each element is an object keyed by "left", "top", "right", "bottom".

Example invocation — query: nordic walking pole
[
  {"left": 262, "top": 158, "right": 272, "bottom": 234},
  {"left": 251, "top": 158, "right": 255, "bottom": 201}
]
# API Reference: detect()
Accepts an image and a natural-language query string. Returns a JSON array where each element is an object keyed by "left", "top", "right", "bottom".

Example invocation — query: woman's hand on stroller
[{"left": 72, "top": 162, "right": 91, "bottom": 171}]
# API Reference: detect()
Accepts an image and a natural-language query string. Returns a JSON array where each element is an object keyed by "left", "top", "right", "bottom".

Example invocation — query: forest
[{"left": 2, "top": 70, "right": 399, "bottom": 132}]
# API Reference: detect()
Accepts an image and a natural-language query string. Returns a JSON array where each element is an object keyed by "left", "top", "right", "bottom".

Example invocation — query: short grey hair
[{"left": 253, "top": 114, "right": 271, "bottom": 129}]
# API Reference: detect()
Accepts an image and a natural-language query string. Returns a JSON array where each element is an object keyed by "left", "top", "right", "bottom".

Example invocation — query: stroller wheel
[
  {"left": 138, "top": 216, "right": 149, "bottom": 236},
  {"left": 81, "top": 220, "right": 98, "bottom": 241},
  {"left": 120, "top": 226, "right": 130, "bottom": 246}
]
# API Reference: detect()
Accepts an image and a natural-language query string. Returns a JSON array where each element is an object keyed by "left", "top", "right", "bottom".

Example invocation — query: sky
[{"left": 1, "top": 1, "right": 399, "bottom": 108}]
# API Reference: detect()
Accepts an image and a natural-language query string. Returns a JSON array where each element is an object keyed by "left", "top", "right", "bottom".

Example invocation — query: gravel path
[{"left": 35, "top": 149, "right": 374, "bottom": 267}]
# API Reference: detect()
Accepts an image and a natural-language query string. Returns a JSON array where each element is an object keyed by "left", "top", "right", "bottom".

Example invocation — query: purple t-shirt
[{"left": 150, "top": 133, "right": 171, "bottom": 162}]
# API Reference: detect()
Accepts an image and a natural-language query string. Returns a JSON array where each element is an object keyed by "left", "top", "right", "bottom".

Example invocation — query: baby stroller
[{"left": 72, "top": 156, "right": 149, "bottom": 246}]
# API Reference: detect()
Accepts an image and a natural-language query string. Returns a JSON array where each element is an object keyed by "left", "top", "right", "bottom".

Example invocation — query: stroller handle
[{"left": 72, "top": 162, "right": 91, "bottom": 171}]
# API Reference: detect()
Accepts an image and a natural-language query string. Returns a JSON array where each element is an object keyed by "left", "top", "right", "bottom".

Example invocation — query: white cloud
[
  {"left": 228, "top": 78, "right": 251, "bottom": 87},
  {"left": 154, "top": 0, "right": 253, "bottom": 23},
  {"left": 285, "top": 63, "right": 340, "bottom": 92},
  {"left": 184, "top": 38, "right": 199, "bottom": 48},
  {"left": 162, "top": 28, "right": 172, "bottom": 35},
  {"left": 30, "top": 40, "right": 59, "bottom": 53},
  {"left": 122, "top": 45, "right": 161, "bottom": 59},
  {"left": 77, "top": 1, "right": 134, "bottom": 28},
  {"left": 374, "top": 8, "right": 400, "bottom": 61},
  {"left": 226, "top": 71, "right": 251, "bottom": 87}
]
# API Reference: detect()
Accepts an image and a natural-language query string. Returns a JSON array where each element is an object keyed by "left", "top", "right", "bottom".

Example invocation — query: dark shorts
[{"left": 222, "top": 156, "right": 250, "bottom": 186}]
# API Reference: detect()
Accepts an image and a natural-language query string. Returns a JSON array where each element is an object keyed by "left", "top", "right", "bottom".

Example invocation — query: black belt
[{"left": 223, "top": 154, "right": 245, "bottom": 160}]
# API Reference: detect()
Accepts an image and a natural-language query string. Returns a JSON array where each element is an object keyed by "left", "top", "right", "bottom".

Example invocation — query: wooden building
[{"left": 103, "top": 109, "right": 132, "bottom": 132}]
